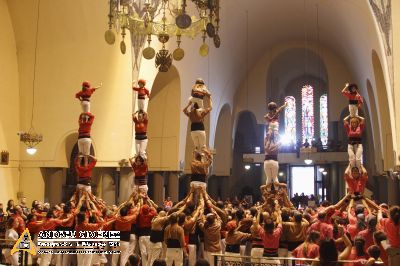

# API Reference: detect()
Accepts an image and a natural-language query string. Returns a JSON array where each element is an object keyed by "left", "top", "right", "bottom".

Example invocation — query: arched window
[
  {"left": 301, "top": 85, "right": 314, "bottom": 143},
  {"left": 284, "top": 96, "right": 296, "bottom": 144},
  {"left": 319, "top": 94, "right": 328, "bottom": 145}
]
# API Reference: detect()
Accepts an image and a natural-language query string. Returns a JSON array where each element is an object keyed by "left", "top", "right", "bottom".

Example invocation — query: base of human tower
[
  {"left": 260, "top": 183, "right": 295, "bottom": 212},
  {"left": 168, "top": 183, "right": 227, "bottom": 221},
  {"left": 119, "top": 188, "right": 159, "bottom": 209},
  {"left": 69, "top": 188, "right": 107, "bottom": 212}
]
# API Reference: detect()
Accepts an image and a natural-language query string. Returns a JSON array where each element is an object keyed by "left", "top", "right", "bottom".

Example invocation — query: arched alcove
[
  {"left": 147, "top": 65, "right": 181, "bottom": 171},
  {"left": 231, "top": 111, "right": 262, "bottom": 199},
  {"left": 371, "top": 50, "right": 395, "bottom": 170},
  {"left": 213, "top": 104, "right": 232, "bottom": 176}
]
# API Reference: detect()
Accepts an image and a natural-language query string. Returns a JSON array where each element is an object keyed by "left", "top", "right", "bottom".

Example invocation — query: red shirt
[
  {"left": 345, "top": 122, "right": 365, "bottom": 139},
  {"left": 357, "top": 229, "right": 375, "bottom": 252},
  {"left": 308, "top": 221, "right": 333, "bottom": 240},
  {"left": 78, "top": 113, "right": 95, "bottom": 137},
  {"left": 11, "top": 214, "right": 26, "bottom": 235},
  {"left": 76, "top": 88, "right": 95, "bottom": 100},
  {"left": 292, "top": 242, "right": 319, "bottom": 259},
  {"left": 347, "top": 224, "right": 362, "bottom": 241},
  {"left": 131, "top": 162, "right": 148, "bottom": 177},
  {"left": 345, "top": 247, "right": 367, "bottom": 266},
  {"left": 75, "top": 222, "right": 103, "bottom": 239},
  {"left": 345, "top": 173, "right": 368, "bottom": 194},
  {"left": 343, "top": 91, "right": 363, "bottom": 105},
  {"left": 137, "top": 207, "right": 156, "bottom": 229},
  {"left": 133, "top": 87, "right": 150, "bottom": 98},
  {"left": 379, "top": 218, "right": 400, "bottom": 247},
  {"left": 75, "top": 158, "right": 96, "bottom": 179},
  {"left": 114, "top": 214, "right": 137, "bottom": 232},
  {"left": 133, "top": 116, "right": 148, "bottom": 134},
  {"left": 33, "top": 210, "right": 46, "bottom": 221},
  {"left": 27, "top": 221, "right": 43, "bottom": 234},
  {"left": 42, "top": 218, "right": 65, "bottom": 231},
  {"left": 258, "top": 224, "right": 282, "bottom": 250}
]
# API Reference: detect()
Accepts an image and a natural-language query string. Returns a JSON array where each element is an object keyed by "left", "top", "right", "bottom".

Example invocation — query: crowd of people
[{"left": 0, "top": 190, "right": 399, "bottom": 266}]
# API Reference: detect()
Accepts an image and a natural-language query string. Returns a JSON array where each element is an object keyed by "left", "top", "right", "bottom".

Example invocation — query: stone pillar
[
  {"left": 119, "top": 168, "right": 133, "bottom": 203},
  {"left": 168, "top": 172, "right": 179, "bottom": 203},
  {"left": 153, "top": 172, "right": 164, "bottom": 206},
  {"left": 43, "top": 168, "right": 65, "bottom": 205},
  {"left": 101, "top": 169, "right": 116, "bottom": 205},
  {"left": 329, "top": 163, "right": 339, "bottom": 203},
  {"left": 387, "top": 177, "right": 400, "bottom": 205}
]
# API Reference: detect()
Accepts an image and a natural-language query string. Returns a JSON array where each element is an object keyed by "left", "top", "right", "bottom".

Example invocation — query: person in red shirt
[
  {"left": 344, "top": 115, "right": 365, "bottom": 168},
  {"left": 11, "top": 206, "right": 26, "bottom": 235},
  {"left": 373, "top": 231, "right": 389, "bottom": 265},
  {"left": 378, "top": 206, "right": 400, "bottom": 265},
  {"left": 75, "top": 155, "right": 97, "bottom": 193},
  {"left": 345, "top": 236, "right": 368, "bottom": 266},
  {"left": 112, "top": 204, "right": 139, "bottom": 266},
  {"left": 78, "top": 112, "right": 95, "bottom": 156},
  {"left": 75, "top": 81, "right": 102, "bottom": 113},
  {"left": 133, "top": 110, "right": 149, "bottom": 159},
  {"left": 253, "top": 216, "right": 282, "bottom": 263},
  {"left": 344, "top": 164, "right": 368, "bottom": 196},
  {"left": 292, "top": 231, "right": 320, "bottom": 265},
  {"left": 307, "top": 211, "right": 334, "bottom": 240},
  {"left": 129, "top": 155, "right": 149, "bottom": 195},
  {"left": 342, "top": 83, "right": 363, "bottom": 117},
  {"left": 133, "top": 79, "right": 150, "bottom": 111},
  {"left": 347, "top": 213, "right": 366, "bottom": 241},
  {"left": 137, "top": 204, "right": 157, "bottom": 266},
  {"left": 357, "top": 215, "right": 378, "bottom": 253}
]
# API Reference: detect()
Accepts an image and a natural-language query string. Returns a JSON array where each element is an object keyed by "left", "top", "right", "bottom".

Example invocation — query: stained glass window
[
  {"left": 320, "top": 94, "right": 328, "bottom": 145},
  {"left": 284, "top": 96, "right": 296, "bottom": 145},
  {"left": 302, "top": 85, "right": 314, "bottom": 143}
]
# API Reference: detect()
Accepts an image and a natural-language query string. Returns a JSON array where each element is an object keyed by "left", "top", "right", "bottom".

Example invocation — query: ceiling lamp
[
  {"left": 304, "top": 159, "right": 313, "bottom": 165},
  {"left": 318, "top": 167, "right": 325, "bottom": 172},
  {"left": 322, "top": 171, "right": 328, "bottom": 175},
  {"left": 105, "top": 0, "right": 221, "bottom": 72},
  {"left": 244, "top": 164, "right": 251, "bottom": 170},
  {"left": 20, "top": 0, "right": 43, "bottom": 155}
]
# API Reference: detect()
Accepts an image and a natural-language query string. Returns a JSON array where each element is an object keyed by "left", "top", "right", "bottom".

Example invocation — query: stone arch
[
  {"left": 147, "top": 65, "right": 181, "bottom": 171},
  {"left": 213, "top": 104, "right": 232, "bottom": 176},
  {"left": 371, "top": 50, "right": 395, "bottom": 170},
  {"left": 231, "top": 110, "right": 263, "bottom": 199}
]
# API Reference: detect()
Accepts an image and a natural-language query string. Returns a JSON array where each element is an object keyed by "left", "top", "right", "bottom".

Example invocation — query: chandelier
[
  {"left": 105, "top": 0, "right": 221, "bottom": 72},
  {"left": 19, "top": 129, "right": 43, "bottom": 155},
  {"left": 19, "top": 0, "right": 43, "bottom": 155}
]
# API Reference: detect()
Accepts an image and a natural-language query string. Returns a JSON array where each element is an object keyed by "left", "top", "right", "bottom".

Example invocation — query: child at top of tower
[
  {"left": 264, "top": 101, "right": 287, "bottom": 136},
  {"left": 132, "top": 79, "right": 150, "bottom": 111},
  {"left": 342, "top": 83, "right": 363, "bottom": 117},
  {"left": 75, "top": 81, "right": 102, "bottom": 113},
  {"left": 188, "top": 78, "right": 211, "bottom": 109}
]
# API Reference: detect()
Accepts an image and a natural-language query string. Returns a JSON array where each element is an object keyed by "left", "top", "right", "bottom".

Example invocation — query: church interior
[{"left": 1, "top": 0, "right": 400, "bottom": 264}]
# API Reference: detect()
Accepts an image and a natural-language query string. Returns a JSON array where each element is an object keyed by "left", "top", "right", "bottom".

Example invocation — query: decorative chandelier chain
[{"left": 31, "top": 0, "right": 41, "bottom": 130}]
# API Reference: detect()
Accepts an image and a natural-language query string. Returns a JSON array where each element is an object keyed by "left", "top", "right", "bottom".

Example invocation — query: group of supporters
[{"left": 1, "top": 191, "right": 399, "bottom": 266}]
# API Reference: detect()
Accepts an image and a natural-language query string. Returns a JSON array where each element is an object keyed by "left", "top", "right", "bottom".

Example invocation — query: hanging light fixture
[
  {"left": 19, "top": 0, "right": 43, "bottom": 155},
  {"left": 105, "top": 0, "right": 221, "bottom": 72},
  {"left": 318, "top": 167, "right": 325, "bottom": 172}
]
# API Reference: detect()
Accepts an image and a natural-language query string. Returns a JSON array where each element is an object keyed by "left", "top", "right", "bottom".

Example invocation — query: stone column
[
  {"left": 168, "top": 172, "right": 179, "bottom": 203},
  {"left": 43, "top": 168, "right": 65, "bottom": 205},
  {"left": 101, "top": 169, "right": 116, "bottom": 205},
  {"left": 153, "top": 172, "right": 165, "bottom": 206}
]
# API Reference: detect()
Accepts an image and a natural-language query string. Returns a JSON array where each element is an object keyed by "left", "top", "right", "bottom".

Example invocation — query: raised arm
[
  {"left": 338, "top": 228, "right": 352, "bottom": 260},
  {"left": 342, "top": 83, "right": 350, "bottom": 93}
]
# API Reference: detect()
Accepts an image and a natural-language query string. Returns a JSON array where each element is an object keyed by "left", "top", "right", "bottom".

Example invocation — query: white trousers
[
  {"left": 348, "top": 144, "right": 363, "bottom": 168},
  {"left": 349, "top": 104, "right": 358, "bottom": 117},
  {"left": 165, "top": 248, "right": 183, "bottom": 266},
  {"left": 264, "top": 160, "right": 279, "bottom": 185},
  {"left": 268, "top": 121, "right": 279, "bottom": 132},
  {"left": 139, "top": 236, "right": 151, "bottom": 266},
  {"left": 148, "top": 242, "right": 163, "bottom": 266},
  {"left": 81, "top": 101, "right": 90, "bottom": 113},
  {"left": 77, "top": 184, "right": 92, "bottom": 193},
  {"left": 191, "top": 130, "right": 206, "bottom": 150},
  {"left": 138, "top": 99, "right": 148, "bottom": 112},
  {"left": 5, "top": 249, "right": 19, "bottom": 266},
  {"left": 77, "top": 138, "right": 92, "bottom": 155},
  {"left": 189, "top": 97, "right": 204, "bottom": 108},
  {"left": 135, "top": 139, "right": 148, "bottom": 158},
  {"left": 112, "top": 241, "right": 130, "bottom": 266},
  {"left": 77, "top": 248, "right": 93, "bottom": 266},
  {"left": 188, "top": 244, "right": 197, "bottom": 266},
  {"left": 203, "top": 251, "right": 215, "bottom": 266},
  {"left": 128, "top": 234, "right": 137, "bottom": 257},
  {"left": 250, "top": 248, "right": 264, "bottom": 263}
]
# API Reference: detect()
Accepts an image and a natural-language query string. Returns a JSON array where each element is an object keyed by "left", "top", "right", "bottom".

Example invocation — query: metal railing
[{"left": 212, "top": 253, "right": 384, "bottom": 266}]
